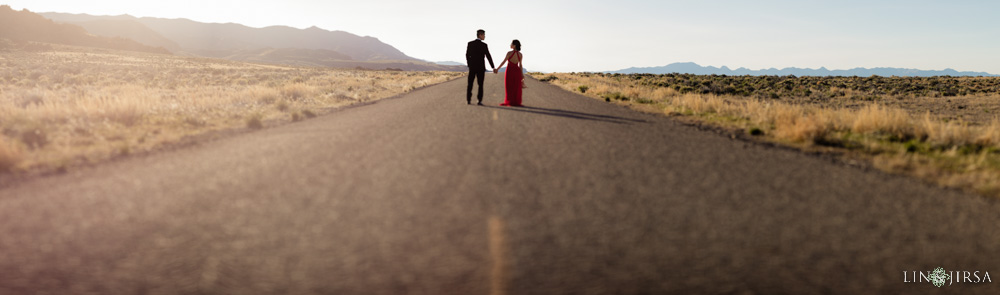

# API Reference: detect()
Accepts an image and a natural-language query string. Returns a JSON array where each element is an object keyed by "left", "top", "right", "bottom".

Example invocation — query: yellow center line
[
  {"left": 488, "top": 215, "right": 507, "bottom": 295},
  {"left": 492, "top": 110, "right": 499, "bottom": 121}
]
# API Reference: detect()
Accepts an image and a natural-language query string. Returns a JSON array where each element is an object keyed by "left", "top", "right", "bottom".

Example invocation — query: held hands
[{"left": 493, "top": 68, "right": 498, "bottom": 74}]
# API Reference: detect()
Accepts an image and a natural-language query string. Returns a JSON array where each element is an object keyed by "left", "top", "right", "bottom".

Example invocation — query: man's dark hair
[{"left": 477, "top": 29, "right": 485, "bottom": 37}]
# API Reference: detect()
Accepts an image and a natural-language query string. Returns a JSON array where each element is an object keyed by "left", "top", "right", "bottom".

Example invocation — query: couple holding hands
[{"left": 465, "top": 29, "right": 524, "bottom": 107}]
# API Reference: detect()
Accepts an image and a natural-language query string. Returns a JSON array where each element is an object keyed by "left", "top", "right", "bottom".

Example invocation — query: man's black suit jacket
[{"left": 465, "top": 39, "right": 495, "bottom": 72}]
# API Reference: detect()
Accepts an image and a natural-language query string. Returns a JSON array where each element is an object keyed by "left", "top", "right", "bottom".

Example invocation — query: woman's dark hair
[{"left": 512, "top": 39, "right": 521, "bottom": 51}]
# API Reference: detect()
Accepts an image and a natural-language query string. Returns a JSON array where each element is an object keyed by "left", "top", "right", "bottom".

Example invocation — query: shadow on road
[{"left": 482, "top": 105, "right": 647, "bottom": 124}]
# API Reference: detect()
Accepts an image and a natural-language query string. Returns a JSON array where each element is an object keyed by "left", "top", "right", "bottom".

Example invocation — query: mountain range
[
  {"left": 610, "top": 62, "right": 998, "bottom": 77},
  {"left": 434, "top": 61, "right": 466, "bottom": 66},
  {"left": 0, "top": 6, "right": 169, "bottom": 54},
  {"left": 0, "top": 7, "right": 465, "bottom": 71},
  {"left": 39, "top": 12, "right": 410, "bottom": 61}
]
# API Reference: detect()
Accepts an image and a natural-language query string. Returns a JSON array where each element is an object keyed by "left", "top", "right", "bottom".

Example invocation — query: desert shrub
[
  {"left": 851, "top": 104, "right": 911, "bottom": 138},
  {"left": 574, "top": 74, "right": 1000, "bottom": 100},
  {"left": 246, "top": 113, "right": 264, "bottom": 129},
  {"left": 539, "top": 76, "right": 558, "bottom": 82},
  {"left": 281, "top": 82, "right": 312, "bottom": 101},
  {"left": 676, "top": 94, "right": 727, "bottom": 114},
  {"left": 651, "top": 87, "right": 678, "bottom": 100},
  {"left": 602, "top": 92, "right": 628, "bottom": 101},
  {"left": 276, "top": 100, "right": 290, "bottom": 112},
  {"left": 774, "top": 112, "right": 831, "bottom": 143},
  {"left": 183, "top": 116, "right": 207, "bottom": 127},
  {"left": 19, "top": 91, "right": 44, "bottom": 107},
  {"left": 919, "top": 113, "right": 974, "bottom": 147},
  {"left": 19, "top": 129, "right": 48, "bottom": 149},
  {"left": 578, "top": 85, "right": 589, "bottom": 93},
  {"left": 249, "top": 86, "right": 280, "bottom": 104},
  {"left": 974, "top": 119, "right": 1000, "bottom": 147},
  {"left": 0, "top": 138, "right": 21, "bottom": 172}
]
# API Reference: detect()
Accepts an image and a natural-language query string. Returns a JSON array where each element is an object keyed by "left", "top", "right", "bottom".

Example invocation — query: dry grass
[
  {"left": 0, "top": 43, "right": 462, "bottom": 174},
  {"left": 773, "top": 107, "right": 832, "bottom": 143},
  {"left": 540, "top": 72, "right": 1000, "bottom": 198},
  {"left": 676, "top": 93, "right": 729, "bottom": 114},
  {"left": 975, "top": 119, "right": 1000, "bottom": 147},
  {"left": 0, "top": 136, "right": 22, "bottom": 172},
  {"left": 851, "top": 104, "right": 911, "bottom": 137}
]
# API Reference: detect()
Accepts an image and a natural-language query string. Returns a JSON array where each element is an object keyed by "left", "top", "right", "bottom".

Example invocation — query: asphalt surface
[{"left": 1, "top": 74, "right": 998, "bottom": 294}]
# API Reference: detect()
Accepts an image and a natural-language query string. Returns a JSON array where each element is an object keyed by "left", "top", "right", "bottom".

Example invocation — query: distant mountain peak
[
  {"left": 610, "top": 62, "right": 998, "bottom": 77},
  {"left": 32, "top": 10, "right": 466, "bottom": 71},
  {"left": 0, "top": 6, "right": 169, "bottom": 54},
  {"left": 40, "top": 12, "right": 416, "bottom": 61}
]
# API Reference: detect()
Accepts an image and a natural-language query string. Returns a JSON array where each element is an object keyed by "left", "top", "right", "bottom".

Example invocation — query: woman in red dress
[{"left": 495, "top": 40, "right": 523, "bottom": 106}]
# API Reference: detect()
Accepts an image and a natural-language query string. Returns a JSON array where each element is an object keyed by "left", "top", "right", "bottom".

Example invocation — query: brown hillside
[
  {"left": 36, "top": 11, "right": 466, "bottom": 71},
  {"left": 73, "top": 19, "right": 182, "bottom": 51},
  {"left": 0, "top": 6, "right": 169, "bottom": 54},
  {"left": 193, "top": 47, "right": 353, "bottom": 66},
  {"left": 41, "top": 12, "right": 408, "bottom": 61}
]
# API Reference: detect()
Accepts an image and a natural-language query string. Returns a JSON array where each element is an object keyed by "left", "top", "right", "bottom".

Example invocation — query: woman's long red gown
[{"left": 500, "top": 52, "right": 522, "bottom": 106}]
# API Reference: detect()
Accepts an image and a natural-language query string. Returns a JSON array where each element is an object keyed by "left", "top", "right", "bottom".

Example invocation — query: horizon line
[{"left": 597, "top": 62, "right": 998, "bottom": 76}]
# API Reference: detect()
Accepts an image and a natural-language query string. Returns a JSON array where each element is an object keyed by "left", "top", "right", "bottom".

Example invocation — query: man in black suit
[{"left": 465, "top": 29, "right": 495, "bottom": 105}]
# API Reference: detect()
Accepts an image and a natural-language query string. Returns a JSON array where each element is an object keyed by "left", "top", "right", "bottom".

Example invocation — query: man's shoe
[
  {"left": 467, "top": 100, "right": 471, "bottom": 105},
  {"left": 477, "top": 101, "right": 484, "bottom": 106}
]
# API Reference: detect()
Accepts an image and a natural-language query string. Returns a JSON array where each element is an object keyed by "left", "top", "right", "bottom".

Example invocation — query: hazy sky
[{"left": 7, "top": 0, "right": 1000, "bottom": 74}]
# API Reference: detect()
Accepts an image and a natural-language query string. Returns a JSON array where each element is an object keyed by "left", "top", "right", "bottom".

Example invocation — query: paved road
[{"left": 1, "top": 74, "right": 998, "bottom": 294}]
